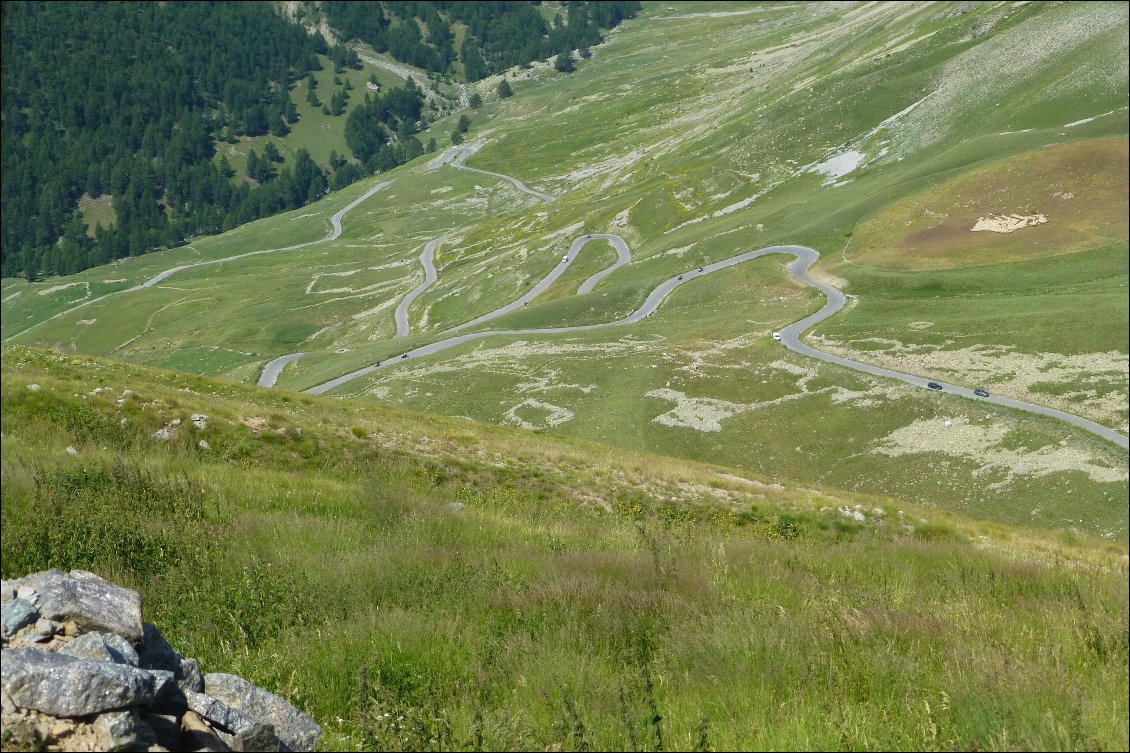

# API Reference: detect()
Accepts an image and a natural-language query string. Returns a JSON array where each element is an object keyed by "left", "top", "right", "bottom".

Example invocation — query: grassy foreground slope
[{"left": 2, "top": 344, "right": 1127, "bottom": 751}]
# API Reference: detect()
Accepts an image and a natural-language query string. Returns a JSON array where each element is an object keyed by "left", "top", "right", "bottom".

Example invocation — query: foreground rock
[
  {"left": 1, "top": 569, "right": 321, "bottom": 752},
  {"left": 205, "top": 674, "right": 321, "bottom": 752},
  {"left": 6, "top": 569, "right": 144, "bottom": 642}
]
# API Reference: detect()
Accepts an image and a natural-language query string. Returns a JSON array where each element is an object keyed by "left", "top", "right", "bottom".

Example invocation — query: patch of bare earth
[{"left": 875, "top": 416, "right": 1127, "bottom": 487}]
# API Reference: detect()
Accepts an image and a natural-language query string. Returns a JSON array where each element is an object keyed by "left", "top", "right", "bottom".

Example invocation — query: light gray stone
[
  {"left": 60, "top": 631, "right": 140, "bottom": 666},
  {"left": 1, "top": 598, "right": 38, "bottom": 636},
  {"left": 1, "top": 648, "right": 168, "bottom": 717},
  {"left": 33, "top": 618, "right": 59, "bottom": 637},
  {"left": 180, "top": 658, "right": 205, "bottom": 693},
  {"left": 204, "top": 674, "right": 319, "bottom": 752},
  {"left": 36, "top": 570, "right": 143, "bottom": 642},
  {"left": 4, "top": 571, "right": 65, "bottom": 597},
  {"left": 185, "top": 690, "right": 279, "bottom": 751},
  {"left": 93, "top": 708, "right": 144, "bottom": 751}
]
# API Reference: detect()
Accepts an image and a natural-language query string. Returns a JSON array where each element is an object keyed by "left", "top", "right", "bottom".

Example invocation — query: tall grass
[{"left": 2, "top": 345, "right": 1126, "bottom": 750}]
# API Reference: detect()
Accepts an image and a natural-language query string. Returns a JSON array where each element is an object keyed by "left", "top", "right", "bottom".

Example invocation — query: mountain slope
[
  {"left": 2, "top": 1, "right": 1127, "bottom": 537},
  {"left": 2, "top": 343, "right": 1127, "bottom": 750}
]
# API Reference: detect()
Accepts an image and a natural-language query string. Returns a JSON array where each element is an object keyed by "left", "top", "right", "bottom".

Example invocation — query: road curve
[
  {"left": 577, "top": 234, "right": 632, "bottom": 294},
  {"left": 5, "top": 180, "right": 393, "bottom": 343},
  {"left": 258, "top": 352, "right": 305, "bottom": 388},
  {"left": 776, "top": 252, "right": 1130, "bottom": 449},
  {"left": 255, "top": 143, "right": 554, "bottom": 382},
  {"left": 395, "top": 230, "right": 460, "bottom": 338},
  {"left": 438, "top": 145, "right": 556, "bottom": 204},
  {"left": 302, "top": 244, "right": 1130, "bottom": 450},
  {"left": 138, "top": 180, "right": 393, "bottom": 290},
  {"left": 448, "top": 234, "right": 629, "bottom": 334}
]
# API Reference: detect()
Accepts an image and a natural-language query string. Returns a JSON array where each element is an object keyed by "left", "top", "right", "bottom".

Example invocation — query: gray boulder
[
  {"left": 144, "top": 713, "right": 183, "bottom": 751},
  {"left": 230, "top": 722, "right": 284, "bottom": 752},
  {"left": 204, "top": 673, "right": 320, "bottom": 752},
  {"left": 137, "top": 623, "right": 181, "bottom": 670},
  {"left": 36, "top": 570, "right": 143, "bottom": 642},
  {"left": 186, "top": 690, "right": 280, "bottom": 751},
  {"left": 138, "top": 622, "right": 203, "bottom": 692},
  {"left": 1, "top": 570, "right": 65, "bottom": 603},
  {"left": 180, "top": 657, "right": 205, "bottom": 693},
  {"left": 1, "top": 598, "right": 39, "bottom": 636},
  {"left": 93, "top": 708, "right": 145, "bottom": 751},
  {"left": 59, "top": 631, "right": 140, "bottom": 666},
  {"left": 1, "top": 647, "right": 169, "bottom": 717}
]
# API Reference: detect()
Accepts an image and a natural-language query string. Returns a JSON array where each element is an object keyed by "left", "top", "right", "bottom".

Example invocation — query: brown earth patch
[{"left": 848, "top": 137, "right": 1128, "bottom": 270}]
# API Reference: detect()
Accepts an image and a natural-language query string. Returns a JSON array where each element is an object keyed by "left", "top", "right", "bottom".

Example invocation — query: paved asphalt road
[
  {"left": 395, "top": 230, "right": 459, "bottom": 338},
  {"left": 137, "top": 180, "right": 393, "bottom": 290},
  {"left": 302, "top": 239, "right": 1130, "bottom": 450},
  {"left": 448, "top": 234, "right": 630, "bottom": 333},
  {"left": 5, "top": 180, "right": 393, "bottom": 343},
  {"left": 257, "top": 352, "right": 305, "bottom": 388}
]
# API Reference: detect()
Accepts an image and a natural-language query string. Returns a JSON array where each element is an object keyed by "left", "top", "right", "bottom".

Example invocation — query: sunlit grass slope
[{"left": 2, "top": 343, "right": 1127, "bottom": 751}]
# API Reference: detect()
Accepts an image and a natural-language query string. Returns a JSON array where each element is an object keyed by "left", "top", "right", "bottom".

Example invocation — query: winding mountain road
[
  {"left": 258, "top": 352, "right": 305, "bottom": 388},
  {"left": 4, "top": 180, "right": 393, "bottom": 343},
  {"left": 31, "top": 140, "right": 1109, "bottom": 449},
  {"left": 301, "top": 237, "right": 1130, "bottom": 450},
  {"left": 137, "top": 180, "right": 393, "bottom": 290},
  {"left": 434, "top": 144, "right": 556, "bottom": 203},
  {"left": 448, "top": 234, "right": 629, "bottom": 334},
  {"left": 395, "top": 231, "right": 458, "bottom": 338}
]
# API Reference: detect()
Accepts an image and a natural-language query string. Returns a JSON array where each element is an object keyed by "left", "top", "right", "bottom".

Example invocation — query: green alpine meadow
[{"left": 2, "top": 1, "right": 1127, "bottom": 750}]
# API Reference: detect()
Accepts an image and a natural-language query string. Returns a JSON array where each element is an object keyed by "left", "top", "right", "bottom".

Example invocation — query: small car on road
[
  {"left": 401, "top": 354, "right": 409, "bottom": 359},
  {"left": 974, "top": 388, "right": 989, "bottom": 397},
  {"left": 927, "top": 381, "right": 942, "bottom": 390},
  {"left": 772, "top": 332, "right": 782, "bottom": 341}
]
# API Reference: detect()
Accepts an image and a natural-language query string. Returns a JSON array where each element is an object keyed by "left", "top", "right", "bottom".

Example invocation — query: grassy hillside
[
  {"left": 2, "top": 344, "right": 1127, "bottom": 751},
  {"left": 2, "top": 2, "right": 1126, "bottom": 537}
]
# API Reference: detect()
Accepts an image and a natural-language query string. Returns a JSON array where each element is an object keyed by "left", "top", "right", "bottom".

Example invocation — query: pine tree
[{"left": 497, "top": 79, "right": 513, "bottom": 98}]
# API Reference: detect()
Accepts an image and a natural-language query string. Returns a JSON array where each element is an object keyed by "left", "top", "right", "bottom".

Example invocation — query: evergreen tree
[
  {"left": 246, "top": 149, "right": 260, "bottom": 182},
  {"left": 554, "top": 52, "right": 575, "bottom": 73},
  {"left": 262, "top": 143, "right": 283, "bottom": 163},
  {"left": 497, "top": 79, "right": 513, "bottom": 98}
]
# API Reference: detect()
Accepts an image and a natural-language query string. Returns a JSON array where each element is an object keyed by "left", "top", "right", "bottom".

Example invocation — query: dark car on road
[
  {"left": 974, "top": 388, "right": 989, "bottom": 397},
  {"left": 926, "top": 382, "right": 943, "bottom": 391}
]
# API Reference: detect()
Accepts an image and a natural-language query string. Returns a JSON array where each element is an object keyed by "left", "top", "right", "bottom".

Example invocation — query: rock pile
[{"left": 1, "top": 570, "right": 320, "bottom": 752}]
